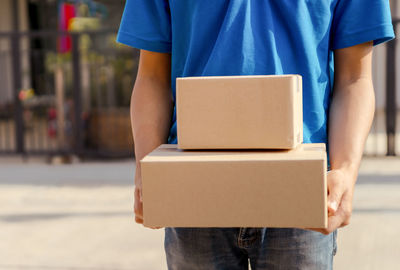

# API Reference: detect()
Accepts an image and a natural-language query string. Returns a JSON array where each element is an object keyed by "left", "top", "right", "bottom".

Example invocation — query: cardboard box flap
[
  {"left": 298, "top": 143, "right": 326, "bottom": 152},
  {"left": 178, "top": 74, "right": 301, "bottom": 81},
  {"left": 141, "top": 144, "right": 326, "bottom": 163}
]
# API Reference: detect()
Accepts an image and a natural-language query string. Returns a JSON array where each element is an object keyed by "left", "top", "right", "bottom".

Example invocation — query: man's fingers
[
  {"left": 328, "top": 186, "right": 341, "bottom": 214},
  {"left": 134, "top": 204, "right": 143, "bottom": 218},
  {"left": 306, "top": 213, "right": 343, "bottom": 235},
  {"left": 134, "top": 168, "right": 143, "bottom": 203},
  {"left": 135, "top": 216, "right": 143, "bottom": 224},
  {"left": 134, "top": 183, "right": 144, "bottom": 203},
  {"left": 134, "top": 203, "right": 144, "bottom": 224},
  {"left": 134, "top": 186, "right": 144, "bottom": 224},
  {"left": 146, "top": 225, "right": 163, "bottom": 230},
  {"left": 338, "top": 191, "right": 353, "bottom": 227},
  {"left": 134, "top": 169, "right": 145, "bottom": 224},
  {"left": 306, "top": 216, "right": 340, "bottom": 235},
  {"left": 327, "top": 171, "right": 344, "bottom": 214},
  {"left": 134, "top": 210, "right": 143, "bottom": 219},
  {"left": 308, "top": 200, "right": 351, "bottom": 235},
  {"left": 305, "top": 228, "right": 328, "bottom": 235},
  {"left": 309, "top": 169, "right": 355, "bottom": 235},
  {"left": 326, "top": 213, "right": 343, "bottom": 232}
]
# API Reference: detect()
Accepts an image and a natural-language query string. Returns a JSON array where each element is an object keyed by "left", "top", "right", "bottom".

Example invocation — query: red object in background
[
  {"left": 58, "top": 3, "right": 76, "bottom": 53},
  {"left": 48, "top": 107, "right": 57, "bottom": 138}
]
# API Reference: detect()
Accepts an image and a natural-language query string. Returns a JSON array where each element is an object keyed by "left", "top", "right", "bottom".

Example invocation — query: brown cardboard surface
[
  {"left": 176, "top": 75, "right": 303, "bottom": 149},
  {"left": 141, "top": 144, "right": 327, "bottom": 228}
]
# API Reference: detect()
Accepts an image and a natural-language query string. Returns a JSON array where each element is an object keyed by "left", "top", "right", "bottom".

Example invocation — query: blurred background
[
  {"left": 0, "top": 0, "right": 399, "bottom": 269},
  {"left": 0, "top": 0, "right": 136, "bottom": 159}
]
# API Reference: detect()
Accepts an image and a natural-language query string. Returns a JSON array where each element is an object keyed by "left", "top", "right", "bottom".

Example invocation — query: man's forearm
[
  {"left": 130, "top": 50, "right": 172, "bottom": 223},
  {"left": 131, "top": 77, "right": 173, "bottom": 167},
  {"left": 328, "top": 77, "right": 375, "bottom": 180}
]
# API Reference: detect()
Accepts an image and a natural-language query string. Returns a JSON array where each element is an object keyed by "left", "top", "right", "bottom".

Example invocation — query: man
[{"left": 117, "top": 0, "right": 394, "bottom": 269}]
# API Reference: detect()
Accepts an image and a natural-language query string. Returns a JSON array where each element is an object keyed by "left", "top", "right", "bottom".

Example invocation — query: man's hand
[
  {"left": 133, "top": 165, "right": 162, "bottom": 229},
  {"left": 134, "top": 168, "right": 144, "bottom": 224},
  {"left": 310, "top": 169, "right": 356, "bottom": 235}
]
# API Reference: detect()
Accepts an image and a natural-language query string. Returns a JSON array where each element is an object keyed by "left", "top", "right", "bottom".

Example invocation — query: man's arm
[
  {"left": 316, "top": 41, "right": 375, "bottom": 234},
  {"left": 131, "top": 50, "right": 173, "bottom": 224}
]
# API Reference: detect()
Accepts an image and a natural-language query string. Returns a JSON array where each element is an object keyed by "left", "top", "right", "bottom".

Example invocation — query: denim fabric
[{"left": 165, "top": 227, "right": 337, "bottom": 270}]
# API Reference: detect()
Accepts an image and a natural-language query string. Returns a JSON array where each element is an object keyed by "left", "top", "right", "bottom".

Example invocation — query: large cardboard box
[
  {"left": 140, "top": 144, "right": 327, "bottom": 228},
  {"left": 176, "top": 75, "right": 303, "bottom": 149}
]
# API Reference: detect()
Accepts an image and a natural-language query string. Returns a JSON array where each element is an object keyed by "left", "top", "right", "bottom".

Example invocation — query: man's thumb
[
  {"left": 328, "top": 184, "right": 341, "bottom": 214},
  {"left": 134, "top": 185, "right": 144, "bottom": 203},
  {"left": 139, "top": 188, "right": 143, "bottom": 203}
]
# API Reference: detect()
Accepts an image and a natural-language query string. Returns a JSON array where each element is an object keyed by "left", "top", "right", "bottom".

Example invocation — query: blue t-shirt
[{"left": 117, "top": 0, "right": 394, "bottom": 147}]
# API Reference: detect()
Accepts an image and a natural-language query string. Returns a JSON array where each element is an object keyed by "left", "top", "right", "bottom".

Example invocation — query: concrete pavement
[{"left": 0, "top": 157, "right": 399, "bottom": 269}]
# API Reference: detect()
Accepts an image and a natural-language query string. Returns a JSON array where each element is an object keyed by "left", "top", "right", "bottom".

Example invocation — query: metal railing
[{"left": 0, "top": 29, "right": 138, "bottom": 158}]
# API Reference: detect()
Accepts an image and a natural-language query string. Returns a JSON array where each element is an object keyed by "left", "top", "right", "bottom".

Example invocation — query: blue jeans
[{"left": 165, "top": 228, "right": 337, "bottom": 270}]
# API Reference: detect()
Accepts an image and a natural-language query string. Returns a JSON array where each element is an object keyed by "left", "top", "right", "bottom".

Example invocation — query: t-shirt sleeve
[
  {"left": 117, "top": 0, "right": 172, "bottom": 53},
  {"left": 330, "top": 0, "right": 395, "bottom": 50}
]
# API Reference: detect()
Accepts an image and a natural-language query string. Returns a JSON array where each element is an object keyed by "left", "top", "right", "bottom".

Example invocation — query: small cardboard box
[
  {"left": 176, "top": 75, "right": 303, "bottom": 149},
  {"left": 140, "top": 144, "right": 327, "bottom": 228}
]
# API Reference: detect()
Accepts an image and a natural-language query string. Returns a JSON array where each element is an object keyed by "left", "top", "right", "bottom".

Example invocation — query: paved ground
[{"left": 0, "top": 157, "right": 399, "bottom": 270}]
